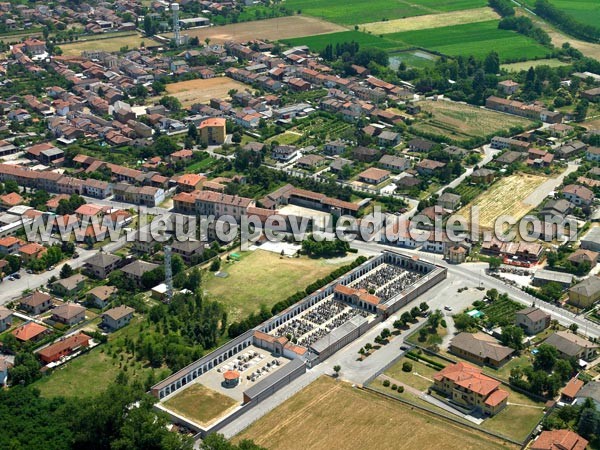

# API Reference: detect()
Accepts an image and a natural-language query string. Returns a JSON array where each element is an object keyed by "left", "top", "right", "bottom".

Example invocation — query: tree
[
  {"left": 210, "top": 258, "right": 221, "bottom": 272},
  {"left": 419, "top": 302, "right": 429, "bottom": 312},
  {"left": 500, "top": 325, "right": 525, "bottom": 350},
  {"left": 60, "top": 263, "right": 74, "bottom": 279},
  {"left": 577, "top": 408, "right": 600, "bottom": 440},
  {"left": 488, "top": 257, "right": 502, "bottom": 270},
  {"left": 333, "top": 365, "right": 341, "bottom": 377},
  {"left": 484, "top": 51, "right": 500, "bottom": 74},
  {"left": 569, "top": 323, "right": 579, "bottom": 334},
  {"left": 402, "top": 361, "right": 412, "bottom": 372},
  {"left": 159, "top": 95, "right": 182, "bottom": 112},
  {"left": 534, "top": 344, "right": 558, "bottom": 371},
  {"left": 454, "top": 313, "right": 478, "bottom": 332}
]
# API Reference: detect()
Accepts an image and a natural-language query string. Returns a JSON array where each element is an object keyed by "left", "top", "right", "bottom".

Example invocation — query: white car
[{"left": 444, "top": 305, "right": 452, "bottom": 311}]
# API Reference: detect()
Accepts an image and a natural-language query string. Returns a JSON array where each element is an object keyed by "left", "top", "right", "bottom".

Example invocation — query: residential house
[
  {"left": 515, "top": 307, "right": 550, "bottom": 335},
  {"left": 568, "top": 276, "right": 600, "bottom": 308},
  {"left": 121, "top": 260, "right": 159, "bottom": 286},
  {"left": 449, "top": 332, "right": 515, "bottom": 368},
  {"left": 575, "top": 381, "right": 600, "bottom": 409},
  {"left": 38, "top": 333, "right": 91, "bottom": 364},
  {"left": 18, "top": 242, "right": 46, "bottom": 263},
  {"left": 432, "top": 362, "right": 509, "bottom": 416},
  {"left": 416, "top": 159, "right": 446, "bottom": 176},
  {"left": 529, "top": 430, "right": 588, "bottom": 450},
  {"left": 12, "top": 322, "right": 49, "bottom": 342},
  {"left": 408, "top": 138, "right": 435, "bottom": 152},
  {"left": 102, "top": 305, "right": 134, "bottom": 330},
  {"left": 19, "top": 291, "right": 52, "bottom": 315},
  {"left": 199, "top": 117, "right": 226, "bottom": 145},
  {"left": 170, "top": 239, "right": 205, "bottom": 265},
  {"left": 352, "top": 146, "right": 379, "bottom": 162},
  {"left": 51, "top": 303, "right": 86, "bottom": 326},
  {"left": 544, "top": 331, "right": 598, "bottom": 361},
  {"left": 271, "top": 145, "right": 298, "bottom": 162},
  {"left": 586, "top": 146, "right": 600, "bottom": 162},
  {"left": 379, "top": 155, "right": 410, "bottom": 173},
  {"left": 358, "top": 167, "right": 390, "bottom": 185},
  {"left": 581, "top": 227, "right": 600, "bottom": 252},
  {"left": 0, "top": 236, "right": 23, "bottom": 254},
  {"left": 84, "top": 252, "right": 122, "bottom": 279},
  {"left": 567, "top": 249, "right": 598, "bottom": 269},
  {"left": 562, "top": 184, "right": 594, "bottom": 207},
  {"left": 437, "top": 192, "right": 461, "bottom": 211},
  {"left": 51, "top": 274, "right": 87, "bottom": 297},
  {"left": 0, "top": 306, "right": 13, "bottom": 332},
  {"left": 87, "top": 285, "right": 118, "bottom": 309}
]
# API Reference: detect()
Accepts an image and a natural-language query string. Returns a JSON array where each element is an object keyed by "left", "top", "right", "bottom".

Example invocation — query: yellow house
[
  {"left": 568, "top": 276, "right": 600, "bottom": 308},
  {"left": 199, "top": 118, "right": 226, "bottom": 146}
]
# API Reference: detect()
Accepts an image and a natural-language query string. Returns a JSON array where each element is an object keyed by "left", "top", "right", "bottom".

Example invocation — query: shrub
[
  {"left": 398, "top": 386, "right": 404, "bottom": 393},
  {"left": 391, "top": 384, "right": 398, "bottom": 390},
  {"left": 383, "top": 379, "right": 390, "bottom": 387},
  {"left": 402, "top": 362, "right": 413, "bottom": 372}
]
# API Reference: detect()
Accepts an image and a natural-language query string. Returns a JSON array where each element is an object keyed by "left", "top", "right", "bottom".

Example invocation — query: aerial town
[{"left": 1, "top": 0, "right": 600, "bottom": 449}]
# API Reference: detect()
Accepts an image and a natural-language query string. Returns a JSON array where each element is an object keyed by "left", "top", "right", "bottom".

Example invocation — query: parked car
[{"left": 444, "top": 305, "right": 452, "bottom": 311}]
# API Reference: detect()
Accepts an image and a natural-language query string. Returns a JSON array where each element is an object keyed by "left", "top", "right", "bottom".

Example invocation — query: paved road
[{"left": 522, "top": 162, "right": 579, "bottom": 207}]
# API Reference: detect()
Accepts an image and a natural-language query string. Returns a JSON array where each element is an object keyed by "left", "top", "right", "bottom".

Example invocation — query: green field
[
  {"left": 33, "top": 318, "right": 167, "bottom": 398},
  {"left": 287, "top": 20, "right": 550, "bottom": 62},
  {"left": 501, "top": 58, "right": 570, "bottom": 72},
  {"left": 283, "top": 30, "right": 403, "bottom": 53},
  {"left": 285, "top": 0, "right": 487, "bottom": 25},
  {"left": 386, "top": 20, "right": 551, "bottom": 61},
  {"left": 389, "top": 50, "right": 439, "bottom": 69},
  {"left": 521, "top": 0, "right": 600, "bottom": 29},
  {"left": 203, "top": 250, "right": 348, "bottom": 320},
  {"left": 480, "top": 297, "right": 524, "bottom": 326},
  {"left": 163, "top": 384, "right": 237, "bottom": 425}
]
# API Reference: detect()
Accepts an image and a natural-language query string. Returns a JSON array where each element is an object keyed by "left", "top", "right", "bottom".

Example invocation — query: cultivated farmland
[
  {"left": 410, "top": 100, "right": 535, "bottom": 144},
  {"left": 164, "top": 16, "right": 345, "bottom": 43},
  {"left": 360, "top": 7, "right": 499, "bottom": 34},
  {"left": 163, "top": 77, "right": 250, "bottom": 107},
  {"left": 385, "top": 20, "right": 551, "bottom": 61},
  {"left": 458, "top": 174, "right": 549, "bottom": 229},
  {"left": 285, "top": 0, "right": 487, "bottom": 25},
  {"left": 481, "top": 296, "right": 524, "bottom": 326},
  {"left": 235, "top": 376, "right": 518, "bottom": 450},
  {"left": 202, "top": 250, "right": 348, "bottom": 320}
]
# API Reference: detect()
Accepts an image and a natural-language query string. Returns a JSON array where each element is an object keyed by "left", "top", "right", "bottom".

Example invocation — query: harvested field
[
  {"left": 411, "top": 100, "right": 535, "bottom": 144},
  {"left": 164, "top": 77, "right": 251, "bottom": 107},
  {"left": 360, "top": 7, "right": 499, "bottom": 34},
  {"left": 60, "top": 33, "right": 150, "bottom": 56},
  {"left": 235, "top": 376, "right": 518, "bottom": 450},
  {"left": 582, "top": 117, "right": 600, "bottom": 131},
  {"left": 164, "top": 16, "right": 346, "bottom": 43},
  {"left": 163, "top": 384, "right": 237, "bottom": 426},
  {"left": 458, "top": 174, "right": 548, "bottom": 229}
]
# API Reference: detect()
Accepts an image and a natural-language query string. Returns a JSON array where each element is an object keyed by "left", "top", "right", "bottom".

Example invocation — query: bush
[
  {"left": 391, "top": 384, "right": 398, "bottom": 390},
  {"left": 383, "top": 379, "right": 390, "bottom": 387},
  {"left": 397, "top": 386, "right": 404, "bottom": 393},
  {"left": 402, "top": 362, "right": 413, "bottom": 372}
]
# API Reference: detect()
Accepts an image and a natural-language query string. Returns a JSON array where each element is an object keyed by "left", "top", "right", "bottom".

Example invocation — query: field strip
[
  {"left": 255, "top": 382, "right": 343, "bottom": 444},
  {"left": 360, "top": 7, "right": 500, "bottom": 34}
]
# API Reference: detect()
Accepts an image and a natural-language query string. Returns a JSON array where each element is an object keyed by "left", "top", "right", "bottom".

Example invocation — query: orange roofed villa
[{"left": 432, "top": 362, "right": 509, "bottom": 416}]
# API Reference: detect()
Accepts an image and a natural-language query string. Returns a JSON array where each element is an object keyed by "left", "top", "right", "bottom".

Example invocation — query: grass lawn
[
  {"left": 203, "top": 250, "right": 348, "bottom": 320},
  {"left": 163, "top": 384, "right": 238, "bottom": 426},
  {"left": 33, "top": 318, "right": 166, "bottom": 398},
  {"left": 185, "top": 156, "right": 219, "bottom": 173},
  {"left": 386, "top": 20, "right": 551, "bottom": 62},
  {"left": 236, "top": 376, "right": 517, "bottom": 450},
  {"left": 285, "top": 0, "right": 487, "bottom": 25},
  {"left": 266, "top": 131, "right": 302, "bottom": 145},
  {"left": 384, "top": 357, "right": 441, "bottom": 391},
  {"left": 520, "top": 0, "right": 600, "bottom": 29},
  {"left": 480, "top": 386, "right": 545, "bottom": 441}
]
